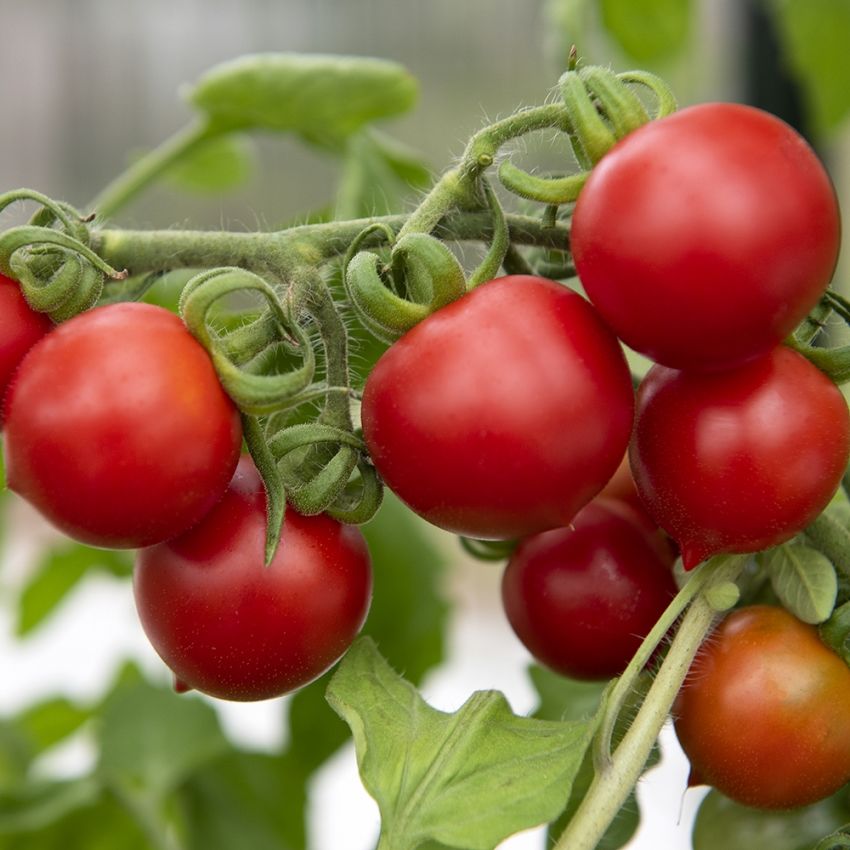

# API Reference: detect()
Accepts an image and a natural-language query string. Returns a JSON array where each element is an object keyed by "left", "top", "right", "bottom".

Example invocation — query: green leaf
[
  {"left": 166, "top": 135, "right": 254, "bottom": 193},
  {"left": 179, "top": 752, "right": 301, "bottom": 850},
  {"left": 97, "top": 678, "right": 228, "bottom": 799},
  {"left": 0, "top": 778, "right": 100, "bottom": 833},
  {"left": 188, "top": 54, "right": 418, "bottom": 148},
  {"left": 693, "top": 787, "right": 850, "bottom": 850},
  {"left": 600, "top": 0, "right": 691, "bottom": 63},
  {"left": 17, "top": 545, "right": 132, "bottom": 636},
  {"left": 16, "top": 698, "right": 90, "bottom": 756},
  {"left": 767, "top": 0, "right": 850, "bottom": 133},
  {"left": 0, "top": 787, "right": 147, "bottom": 850},
  {"left": 761, "top": 542, "right": 838, "bottom": 623},
  {"left": 327, "top": 639, "right": 595, "bottom": 850}
]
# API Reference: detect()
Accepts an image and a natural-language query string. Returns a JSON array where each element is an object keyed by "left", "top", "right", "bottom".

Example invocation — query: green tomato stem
[
  {"left": 89, "top": 212, "right": 570, "bottom": 279},
  {"left": 88, "top": 121, "right": 217, "bottom": 221},
  {"left": 554, "top": 556, "right": 746, "bottom": 850}
]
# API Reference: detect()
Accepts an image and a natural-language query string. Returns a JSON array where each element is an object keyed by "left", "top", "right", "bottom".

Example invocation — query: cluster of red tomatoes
[
  {"left": 361, "top": 103, "right": 850, "bottom": 809},
  {"left": 0, "top": 284, "right": 372, "bottom": 700}
]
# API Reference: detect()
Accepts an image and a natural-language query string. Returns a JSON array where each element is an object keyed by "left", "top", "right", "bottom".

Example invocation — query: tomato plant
[
  {"left": 4, "top": 43, "right": 850, "bottom": 850},
  {"left": 675, "top": 605, "right": 850, "bottom": 809},
  {"left": 3, "top": 302, "right": 242, "bottom": 548},
  {"left": 501, "top": 498, "right": 677, "bottom": 680},
  {"left": 631, "top": 345, "right": 850, "bottom": 568},
  {"left": 0, "top": 273, "right": 52, "bottom": 400},
  {"left": 134, "top": 456, "right": 372, "bottom": 701},
  {"left": 571, "top": 103, "right": 840, "bottom": 371},
  {"left": 361, "top": 275, "right": 635, "bottom": 540}
]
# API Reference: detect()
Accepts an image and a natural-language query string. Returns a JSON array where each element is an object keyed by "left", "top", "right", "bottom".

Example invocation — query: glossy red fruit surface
[
  {"left": 3, "top": 302, "right": 242, "bottom": 548},
  {"left": 501, "top": 499, "right": 677, "bottom": 680},
  {"left": 675, "top": 606, "right": 850, "bottom": 809},
  {"left": 631, "top": 346, "right": 850, "bottom": 568},
  {"left": 572, "top": 103, "right": 840, "bottom": 371},
  {"left": 361, "top": 275, "right": 634, "bottom": 540},
  {"left": 134, "top": 457, "right": 372, "bottom": 701}
]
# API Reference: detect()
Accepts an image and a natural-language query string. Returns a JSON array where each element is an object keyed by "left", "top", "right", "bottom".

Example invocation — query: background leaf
[
  {"left": 767, "top": 0, "right": 850, "bottom": 133},
  {"left": 97, "top": 679, "right": 228, "bottom": 799},
  {"left": 189, "top": 54, "right": 418, "bottom": 147},
  {"left": 600, "top": 0, "right": 691, "bottom": 62},
  {"left": 165, "top": 135, "right": 254, "bottom": 193},
  {"left": 328, "top": 639, "right": 594, "bottom": 850},
  {"left": 16, "top": 545, "right": 132, "bottom": 637},
  {"left": 693, "top": 787, "right": 850, "bottom": 850}
]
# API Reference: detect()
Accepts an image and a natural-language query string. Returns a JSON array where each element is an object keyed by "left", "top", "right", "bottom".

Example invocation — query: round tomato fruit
[
  {"left": 0, "top": 273, "right": 52, "bottom": 400},
  {"left": 572, "top": 103, "right": 840, "bottom": 371},
  {"left": 631, "top": 346, "right": 850, "bottom": 568},
  {"left": 3, "top": 302, "right": 242, "bottom": 548},
  {"left": 134, "top": 457, "right": 372, "bottom": 701},
  {"left": 501, "top": 499, "right": 677, "bottom": 680},
  {"left": 361, "top": 275, "right": 634, "bottom": 539},
  {"left": 675, "top": 606, "right": 850, "bottom": 809}
]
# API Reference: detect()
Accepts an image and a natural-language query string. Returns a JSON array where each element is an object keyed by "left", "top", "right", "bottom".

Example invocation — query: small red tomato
[
  {"left": 572, "top": 103, "right": 840, "bottom": 371},
  {"left": 3, "top": 302, "right": 242, "bottom": 548},
  {"left": 501, "top": 500, "right": 677, "bottom": 680},
  {"left": 631, "top": 346, "right": 850, "bottom": 568},
  {"left": 675, "top": 606, "right": 850, "bottom": 809},
  {"left": 362, "top": 276, "right": 634, "bottom": 540},
  {"left": 0, "top": 273, "right": 52, "bottom": 399},
  {"left": 134, "top": 457, "right": 372, "bottom": 701}
]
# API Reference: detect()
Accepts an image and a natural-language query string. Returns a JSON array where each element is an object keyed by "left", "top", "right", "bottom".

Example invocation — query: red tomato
[
  {"left": 675, "top": 606, "right": 850, "bottom": 809},
  {"left": 134, "top": 457, "right": 372, "bottom": 701},
  {"left": 572, "top": 103, "right": 840, "bottom": 371},
  {"left": 501, "top": 499, "right": 677, "bottom": 680},
  {"left": 0, "top": 273, "right": 52, "bottom": 400},
  {"left": 3, "top": 303, "right": 242, "bottom": 548},
  {"left": 631, "top": 346, "right": 850, "bottom": 568},
  {"left": 361, "top": 276, "right": 634, "bottom": 539}
]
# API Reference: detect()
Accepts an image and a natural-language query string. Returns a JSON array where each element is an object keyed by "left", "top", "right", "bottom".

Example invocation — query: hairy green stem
[
  {"left": 88, "top": 122, "right": 217, "bottom": 221},
  {"left": 89, "top": 212, "right": 569, "bottom": 279},
  {"left": 555, "top": 556, "right": 746, "bottom": 850}
]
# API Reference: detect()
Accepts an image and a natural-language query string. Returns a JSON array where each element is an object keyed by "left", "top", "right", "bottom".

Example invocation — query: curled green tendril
[
  {"left": 0, "top": 225, "right": 126, "bottom": 321},
  {"left": 265, "top": 421, "right": 382, "bottom": 522},
  {"left": 468, "top": 178, "right": 509, "bottom": 288},
  {"left": 179, "top": 266, "right": 317, "bottom": 415},
  {"left": 344, "top": 229, "right": 466, "bottom": 340},
  {"left": 497, "top": 162, "right": 587, "bottom": 205}
]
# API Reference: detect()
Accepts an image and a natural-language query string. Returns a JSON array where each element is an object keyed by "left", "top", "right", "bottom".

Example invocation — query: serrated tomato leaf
[{"left": 327, "top": 639, "right": 595, "bottom": 850}]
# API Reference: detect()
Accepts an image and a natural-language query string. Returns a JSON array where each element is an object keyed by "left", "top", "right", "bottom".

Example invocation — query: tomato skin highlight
[
  {"left": 631, "top": 346, "right": 850, "bottom": 568},
  {"left": 361, "top": 275, "right": 635, "bottom": 540},
  {"left": 572, "top": 103, "right": 841, "bottom": 371},
  {"left": 675, "top": 606, "right": 850, "bottom": 809},
  {"left": 134, "top": 457, "right": 372, "bottom": 701},
  {"left": 501, "top": 499, "right": 677, "bottom": 680},
  {"left": 3, "top": 302, "right": 242, "bottom": 548},
  {"left": 0, "top": 273, "right": 52, "bottom": 400}
]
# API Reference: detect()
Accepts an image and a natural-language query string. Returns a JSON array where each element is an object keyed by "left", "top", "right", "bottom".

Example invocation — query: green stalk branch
[
  {"left": 88, "top": 122, "right": 218, "bottom": 221},
  {"left": 89, "top": 212, "right": 570, "bottom": 279},
  {"left": 554, "top": 556, "right": 746, "bottom": 850}
]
